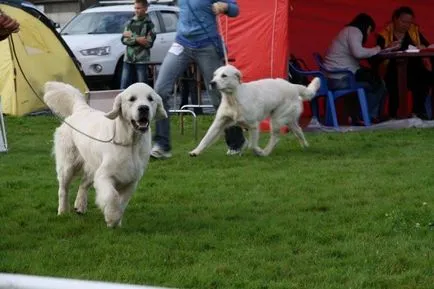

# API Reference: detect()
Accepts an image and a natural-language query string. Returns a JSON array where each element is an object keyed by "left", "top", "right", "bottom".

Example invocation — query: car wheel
[{"left": 112, "top": 58, "right": 124, "bottom": 89}]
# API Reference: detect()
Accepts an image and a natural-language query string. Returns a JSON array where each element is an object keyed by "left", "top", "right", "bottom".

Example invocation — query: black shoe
[
  {"left": 415, "top": 113, "right": 430, "bottom": 120},
  {"left": 350, "top": 117, "right": 365, "bottom": 126},
  {"left": 194, "top": 108, "right": 204, "bottom": 115},
  {"left": 371, "top": 117, "right": 381, "bottom": 124}
]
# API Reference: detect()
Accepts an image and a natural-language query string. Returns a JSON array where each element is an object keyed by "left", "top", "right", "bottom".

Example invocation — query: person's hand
[
  {"left": 0, "top": 14, "right": 20, "bottom": 32},
  {"left": 422, "top": 57, "right": 432, "bottom": 71},
  {"left": 122, "top": 31, "right": 132, "bottom": 38},
  {"left": 386, "top": 40, "right": 401, "bottom": 51},
  {"left": 135, "top": 36, "right": 148, "bottom": 46},
  {"left": 212, "top": 2, "right": 228, "bottom": 15},
  {"left": 0, "top": 13, "right": 20, "bottom": 35}
]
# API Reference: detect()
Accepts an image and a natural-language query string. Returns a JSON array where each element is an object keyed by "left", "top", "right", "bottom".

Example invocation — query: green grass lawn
[{"left": 0, "top": 115, "right": 433, "bottom": 289}]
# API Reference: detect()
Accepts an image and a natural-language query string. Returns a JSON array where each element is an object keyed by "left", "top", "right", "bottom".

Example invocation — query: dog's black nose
[
  {"left": 138, "top": 105, "right": 149, "bottom": 113},
  {"left": 138, "top": 105, "right": 150, "bottom": 117},
  {"left": 209, "top": 81, "right": 217, "bottom": 89}
]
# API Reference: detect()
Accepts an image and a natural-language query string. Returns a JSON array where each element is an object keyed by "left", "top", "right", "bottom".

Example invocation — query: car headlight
[{"left": 80, "top": 46, "right": 111, "bottom": 56}]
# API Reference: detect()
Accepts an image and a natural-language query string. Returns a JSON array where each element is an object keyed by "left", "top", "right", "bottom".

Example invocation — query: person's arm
[
  {"left": 376, "top": 34, "right": 401, "bottom": 52},
  {"left": 135, "top": 20, "right": 156, "bottom": 48},
  {"left": 419, "top": 31, "right": 430, "bottom": 48},
  {"left": 0, "top": 13, "right": 20, "bottom": 41},
  {"left": 376, "top": 35, "right": 386, "bottom": 49},
  {"left": 121, "top": 22, "right": 136, "bottom": 46},
  {"left": 418, "top": 31, "right": 432, "bottom": 71},
  {"left": 347, "top": 28, "right": 381, "bottom": 59},
  {"left": 212, "top": 1, "right": 239, "bottom": 17},
  {"left": 223, "top": 0, "right": 239, "bottom": 17}
]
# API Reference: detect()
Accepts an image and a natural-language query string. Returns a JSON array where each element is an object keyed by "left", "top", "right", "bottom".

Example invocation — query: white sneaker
[
  {"left": 150, "top": 145, "right": 172, "bottom": 159},
  {"left": 226, "top": 139, "right": 248, "bottom": 156}
]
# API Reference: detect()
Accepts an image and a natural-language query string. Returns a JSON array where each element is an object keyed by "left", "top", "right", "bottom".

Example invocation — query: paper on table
[
  {"left": 380, "top": 46, "right": 399, "bottom": 53},
  {"left": 406, "top": 45, "right": 420, "bottom": 53}
]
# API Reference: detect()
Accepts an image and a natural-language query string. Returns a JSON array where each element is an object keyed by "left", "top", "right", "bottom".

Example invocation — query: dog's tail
[
  {"left": 43, "top": 81, "right": 88, "bottom": 118},
  {"left": 297, "top": 77, "right": 321, "bottom": 101}
]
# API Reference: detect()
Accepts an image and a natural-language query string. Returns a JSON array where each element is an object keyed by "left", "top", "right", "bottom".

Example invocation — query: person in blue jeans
[
  {"left": 150, "top": 0, "right": 246, "bottom": 159},
  {"left": 120, "top": 0, "right": 156, "bottom": 89}
]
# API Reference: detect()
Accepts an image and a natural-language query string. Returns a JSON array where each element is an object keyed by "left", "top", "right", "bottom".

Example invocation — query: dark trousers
[
  {"left": 328, "top": 67, "right": 386, "bottom": 121},
  {"left": 179, "top": 69, "right": 202, "bottom": 114},
  {"left": 120, "top": 62, "right": 148, "bottom": 89},
  {"left": 385, "top": 58, "right": 433, "bottom": 117}
]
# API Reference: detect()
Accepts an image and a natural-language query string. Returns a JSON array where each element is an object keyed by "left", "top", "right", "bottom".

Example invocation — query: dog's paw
[
  {"left": 74, "top": 198, "right": 87, "bottom": 215},
  {"left": 57, "top": 207, "right": 68, "bottom": 215},
  {"left": 253, "top": 147, "right": 266, "bottom": 157},
  {"left": 74, "top": 206, "right": 86, "bottom": 215},
  {"left": 106, "top": 219, "right": 122, "bottom": 228},
  {"left": 104, "top": 207, "right": 123, "bottom": 228},
  {"left": 189, "top": 150, "right": 199, "bottom": 157}
]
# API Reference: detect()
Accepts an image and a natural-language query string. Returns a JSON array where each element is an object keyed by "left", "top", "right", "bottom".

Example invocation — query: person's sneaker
[
  {"left": 226, "top": 139, "right": 249, "bottom": 156},
  {"left": 150, "top": 145, "right": 172, "bottom": 159},
  {"left": 415, "top": 112, "right": 430, "bottom": 120}
]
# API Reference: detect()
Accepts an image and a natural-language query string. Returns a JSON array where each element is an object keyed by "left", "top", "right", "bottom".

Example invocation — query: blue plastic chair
[
  {"left": 313, "top": 53, "right": 371, "bottom": 127},
  {"left": 287, "top": 60, "right": 331, "bottom": 123}
]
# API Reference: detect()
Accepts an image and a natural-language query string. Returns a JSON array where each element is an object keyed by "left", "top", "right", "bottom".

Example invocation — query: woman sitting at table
[
  {"left": 323, "top": 13, "right": 387, "bottom": 125},
  {"left": 377, "top": 6, "right": 433, "bottom": 120}
]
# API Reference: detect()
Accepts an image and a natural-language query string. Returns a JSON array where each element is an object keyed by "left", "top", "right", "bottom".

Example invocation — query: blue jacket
[{"left": 176, "top": 0, "right": 239, "bottom": 48}]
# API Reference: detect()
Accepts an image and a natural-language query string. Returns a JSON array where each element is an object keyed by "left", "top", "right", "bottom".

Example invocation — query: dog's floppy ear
[
  {"left": 152, "top": 92, "right": 168, "bottom": 121},
  {"left": 105, "top": 92, "right": 122, "bottom": 119},
  {"left": 235, "top": 70, "right": 242, "bottom": 83}
]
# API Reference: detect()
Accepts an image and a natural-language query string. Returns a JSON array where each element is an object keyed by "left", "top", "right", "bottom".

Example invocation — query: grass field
[{"left": 0, "top": 115, "right": 433, "bottom": 289}]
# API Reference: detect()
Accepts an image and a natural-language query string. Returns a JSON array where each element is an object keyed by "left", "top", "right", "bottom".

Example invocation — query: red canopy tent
[
  {"left": 289, "top": 0, "right": 434, "bottom": 120},
  {"left": 219, "top": 0, "right": 290, "bottom": 82},
  {"left": 220, "top": 0, "right": 434, "bottom": 82},
  {"left": 289, "top": 0, "right": 434, "bottom": 69},
  {"left": 219, "top": 0, "right": 291, "bottom": 131},
  {"left": 219, "top": 0, "right": 434, "bottom": 125}
]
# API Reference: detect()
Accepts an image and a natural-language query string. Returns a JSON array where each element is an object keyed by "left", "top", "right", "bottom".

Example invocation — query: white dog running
[
  {"left": 189, "top": 65, "right": 321, "bottom": 157},
  {"left": 44, "top": 82, "right": 167, "bottom": 227}
]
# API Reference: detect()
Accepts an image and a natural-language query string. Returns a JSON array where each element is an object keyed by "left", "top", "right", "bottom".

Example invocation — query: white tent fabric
[{"left": 304, "top": 117, "right": 434, "bottom": 133}]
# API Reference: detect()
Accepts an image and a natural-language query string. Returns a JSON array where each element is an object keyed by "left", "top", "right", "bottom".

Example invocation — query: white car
[{"left": 60, "top": 3, "right": 178, "bottom": 89}]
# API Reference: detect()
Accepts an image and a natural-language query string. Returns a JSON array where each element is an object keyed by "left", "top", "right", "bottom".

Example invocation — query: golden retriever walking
[{"left": 44, "top": 82, "right": 167, "bottom": 227}]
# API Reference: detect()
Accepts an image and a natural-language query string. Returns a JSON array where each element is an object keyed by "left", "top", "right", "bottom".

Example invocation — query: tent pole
[{"left": 0, "top": 96, "right": 8, "bottom": 153}]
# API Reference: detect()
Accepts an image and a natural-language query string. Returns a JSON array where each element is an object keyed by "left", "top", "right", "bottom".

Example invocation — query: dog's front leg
[
  {"left": 249, "top": 124, "right": 265, "bottom": 156},
  {"left": 116, "top": 182, "right": 138, "bottom": 227},
  {"left": 189, "top": 116, "right": 231, "bottom": 156},
  {"left": 94, "top": 170, "right": 123, "bottom": 228}
]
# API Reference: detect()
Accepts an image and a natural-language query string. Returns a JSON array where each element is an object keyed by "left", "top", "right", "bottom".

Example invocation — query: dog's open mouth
[{"left": 131, "top": 118, "right": 149, "bottom": 132}]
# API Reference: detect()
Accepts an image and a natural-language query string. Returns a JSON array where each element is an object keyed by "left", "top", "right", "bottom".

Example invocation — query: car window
[
  {"left": 148, "top": 11, "right": 161, "bottom": 34},
  {"left": 160, "top": 11, "right": 178, "bottom": 33},
  {"left": 61, "top": 12, "right": 134, "bottom": 35}
]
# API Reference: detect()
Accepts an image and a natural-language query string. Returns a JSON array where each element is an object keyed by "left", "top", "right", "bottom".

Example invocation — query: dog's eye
[
  {"left": 147, "top": 95, "right": 154, "bottom": 102},
  {"left": 221, "top": 74, "right": 227, "bottom": 78},
  {"left": 129, "top": 96, "right": 136, "bottom": 102}
]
